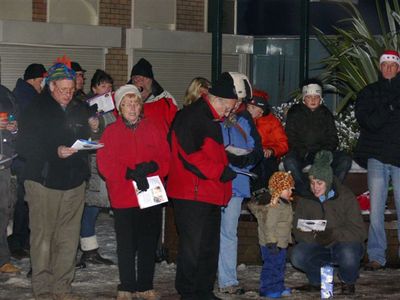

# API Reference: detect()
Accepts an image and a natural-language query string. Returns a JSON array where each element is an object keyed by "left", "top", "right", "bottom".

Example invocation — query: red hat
[
  {"left": 380, "top": 50, "right": 400, "bottom": 65},
  {"left": 248, "top": 89, "right": 270, "bottom": 114}
]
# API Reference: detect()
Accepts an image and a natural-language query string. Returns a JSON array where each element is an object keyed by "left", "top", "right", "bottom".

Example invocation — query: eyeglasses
[{"left": 55, "top": 84, "right": 75, "bottom": 96}]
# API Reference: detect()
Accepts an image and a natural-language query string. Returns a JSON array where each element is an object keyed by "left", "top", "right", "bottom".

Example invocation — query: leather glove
[
  {"left": 219, "top": 166, "right": 237, "bottom": 182},
  {"left": 266, "top": 243, "right": 280, "bottom": 255},
  {"left": 226, "top": 152, "right": 249, "bottom": 168},
  {"left": 315, "top": 228, "right": 335, "bottom": 246}
]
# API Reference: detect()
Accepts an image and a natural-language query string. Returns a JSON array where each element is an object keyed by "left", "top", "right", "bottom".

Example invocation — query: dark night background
[{"left": 236, "top": 0, "right": 383, "bottom": 36}]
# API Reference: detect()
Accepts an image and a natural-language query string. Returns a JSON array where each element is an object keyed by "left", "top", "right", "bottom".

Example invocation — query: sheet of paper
[
  {"left": 297, "top": 219, "right": 327, "bottom": 232},
  {"left": 71, "top": 139, "right": 104, "bottom": 150},
  {"left": 225, "top": 145, "right": 251, "bottom": 156},
  {"left": 133, "top": 175, "right": 168, "bottom": 209},
  {"left": 87, "top": 92, "right": 115, "bottom": 113}
]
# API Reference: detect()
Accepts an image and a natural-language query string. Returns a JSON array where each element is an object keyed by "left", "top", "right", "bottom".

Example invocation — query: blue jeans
[
  {"left": 367, "top": 158, "right": 400, "bottom": 266},
  {"left": 283, "top": 150, "right": 352, "bottom": 197},
  {"left": 218, "top": 196, "right": 243, "bottom": 288},
  {"left": 80, "top": 205, "right": 100, "bottom": 238},
  {"left": 290, "top": 242, "right": 364, "bottom": 285}
]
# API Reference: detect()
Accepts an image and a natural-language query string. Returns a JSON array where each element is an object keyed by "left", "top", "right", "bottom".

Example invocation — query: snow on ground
[{"left": 1, "top": 212, "right": 400, "bottom": 299}]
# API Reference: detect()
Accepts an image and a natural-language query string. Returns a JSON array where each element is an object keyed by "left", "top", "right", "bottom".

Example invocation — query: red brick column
[
  {"left": 99, "top": 0, "right": 131, "bottom": 88},
  {"left": 176, "top": 0, "right": 205, "bottom": 32},
  {"left": 32, "top": 0, "right": 47, "bottom": 22}
]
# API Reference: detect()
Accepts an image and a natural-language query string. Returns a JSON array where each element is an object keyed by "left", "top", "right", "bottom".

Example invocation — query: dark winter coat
[
  {"left": 17, "top": 89, "right": 91, "bottom": 190},
  {"left": 354, "top": 74, "right": 400, "bottom": 168},
  {"left": 0, "top": 85, "right": 18, "bottom": 169},
  {"left": 13, "top": 78, "right": 39, "bottom": 114},
  {"left": 293, "top": 179, "right": 367, "bottom": 244},
  {"left": 167, "top": 96, "right": 232, "bottom": 206},
  {"left": 285, "top": 102, "right": 338, "bottom": 160}
]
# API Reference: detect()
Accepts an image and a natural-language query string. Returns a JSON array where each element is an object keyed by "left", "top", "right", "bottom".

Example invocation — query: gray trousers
[
  {"left": 25, "top": 180, "right": 85, "bottom": 296},
  {"left": 0, "top": 168, "right": 11, "bottom": 267}
]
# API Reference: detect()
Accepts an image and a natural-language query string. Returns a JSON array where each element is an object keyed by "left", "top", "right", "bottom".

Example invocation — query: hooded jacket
[{"left": 354, "top": 74, "right": 400, "bottom": 168}]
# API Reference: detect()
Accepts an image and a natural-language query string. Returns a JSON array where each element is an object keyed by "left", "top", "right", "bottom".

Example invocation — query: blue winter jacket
[{"left": 221, "top": 115, "right": 255, "bottom": 198}]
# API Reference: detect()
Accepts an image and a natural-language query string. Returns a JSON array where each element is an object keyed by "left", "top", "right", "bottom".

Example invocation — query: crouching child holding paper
[
  {"left": 290, "top": 150, "right": 367, "bottom": 296},
  {"left": 247, "top": 171, "right": 295, "bottom": 298}
]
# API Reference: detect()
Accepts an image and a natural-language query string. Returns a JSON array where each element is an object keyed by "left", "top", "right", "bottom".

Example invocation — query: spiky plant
[{"left": 316, "top": 0, "right": 400, "bottom": 113}]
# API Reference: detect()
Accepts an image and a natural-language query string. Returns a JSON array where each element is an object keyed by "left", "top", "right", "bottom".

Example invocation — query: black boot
[{"left": 80, "top": 249, "right": 114, "bottom": 265}]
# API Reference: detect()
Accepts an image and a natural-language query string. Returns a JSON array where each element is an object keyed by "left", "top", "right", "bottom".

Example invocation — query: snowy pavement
[{"left": 1, "top": 212, "right": 400, "bottom": 299}]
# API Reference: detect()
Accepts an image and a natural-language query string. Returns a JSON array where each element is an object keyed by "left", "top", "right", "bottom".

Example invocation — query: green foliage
[{"left": 316, "top": 0, "right": 400, "bottom": 113}]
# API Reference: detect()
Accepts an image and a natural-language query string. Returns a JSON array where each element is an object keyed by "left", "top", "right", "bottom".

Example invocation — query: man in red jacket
[
  {"left": 168, "top": 72, "right": 250, "bottom": 300},
  {"left": 130, "top": 58, "right": 177, "bottom": 134}
]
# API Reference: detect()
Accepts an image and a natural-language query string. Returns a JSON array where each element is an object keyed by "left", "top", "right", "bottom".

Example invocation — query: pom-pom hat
[
  {"left": 380, "top": 50, "right": 400, "bottom": 66},
  {"left": 309, "top": 150, "right": 334, "bottom": 192}
]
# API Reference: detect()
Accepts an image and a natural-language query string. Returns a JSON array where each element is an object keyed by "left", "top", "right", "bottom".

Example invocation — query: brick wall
[
  {"left": 176, "top": 0, "right": 205, "bottom": 32},
  {"left": 32, "top": 0, "right": 47, "bottom": 22},
  {"left": 99, "top": 0, "right": 131, "bottom": 88}
]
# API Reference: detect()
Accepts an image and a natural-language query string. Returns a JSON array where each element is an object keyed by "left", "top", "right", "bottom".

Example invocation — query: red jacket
[
  {"left": 144, "top": 91, "right": 177, "bottom": 134},
  {"left": 97, "top": 117, "right": 170, "bottom": 209},
  {"left": 254, "top": 113, "right": 288, "bottom": 159},
  {"left": 167, "top": 97, "right": 232, "bottom": 206}
]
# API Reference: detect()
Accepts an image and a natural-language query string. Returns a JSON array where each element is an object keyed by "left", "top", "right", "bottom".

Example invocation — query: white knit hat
[
  {"left": 114, "top": 84, "right": 142, "bottom": 112},
  {"left": 379, "top": 50, "right": 400, "bottom": 66},
  {"left": 302, "top": 83, "right": 322, "bottom": 101}
]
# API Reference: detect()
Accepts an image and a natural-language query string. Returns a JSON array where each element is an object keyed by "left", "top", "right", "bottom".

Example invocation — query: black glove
[
  {"left": 125, "top": 161, "right": 159, "bottom": 192},
  {"left": 87, "top": 103, "right": 99, "bottom": 118},
  {"left": 219, "top": 166, "right": 237, "bottom": 182},
  {"left": 266, "top": 243, "right": 280, "bottom": 255},
  {"left": 304, "top": 151, "right": 316, "bottom": 163},
  {"left": 315, "top": 228, "right": 335, "bottom": 246},
  {"left": 226, "top": 152, "right": 249, "bottom": 168},
  {"left": 135, "top": 161, "right": 159, "bottom": 175}
]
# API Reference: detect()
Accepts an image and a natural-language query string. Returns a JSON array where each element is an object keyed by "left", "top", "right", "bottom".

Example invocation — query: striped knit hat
[{"left": 45, "top": 55, "right": 76, "bottom": 83}]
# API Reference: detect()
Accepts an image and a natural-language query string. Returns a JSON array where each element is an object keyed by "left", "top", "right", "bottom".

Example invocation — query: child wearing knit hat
[{"left": 247, "top": 171, "right": 295, "bottom": 298}]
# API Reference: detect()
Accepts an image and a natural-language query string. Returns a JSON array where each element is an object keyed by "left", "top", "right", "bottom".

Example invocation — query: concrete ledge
[{"left": 0, "top": 20, "right": 121, "bottom": 48}]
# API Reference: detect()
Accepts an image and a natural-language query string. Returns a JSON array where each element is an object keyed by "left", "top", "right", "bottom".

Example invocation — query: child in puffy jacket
[{"left": 247, "top": 171, "right": 295, "bottom": 298}]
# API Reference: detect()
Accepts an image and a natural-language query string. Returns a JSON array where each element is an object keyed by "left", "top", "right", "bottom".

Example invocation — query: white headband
[{"left": 302, "top": 83, "right": 322, "bottom": 101}]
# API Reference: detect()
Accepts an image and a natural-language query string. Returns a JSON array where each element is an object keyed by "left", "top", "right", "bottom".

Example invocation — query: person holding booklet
[
  {"left": 97, "top": 84, "right": 170, "bottom": 300},
  {"left": 290, "top": 150, "right": 366, "bottom": 296}
]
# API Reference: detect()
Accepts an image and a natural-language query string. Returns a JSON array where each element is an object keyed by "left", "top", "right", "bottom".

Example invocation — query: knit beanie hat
[
  {"left": 308, "top": 150, "right": 334, "bottom": 191},
  {"left": 24, "top": 64, "right": 47, "bottom": 81},
  {"left": 268, "top": 171, "right": 295, "bottom": 202},
  {"left": 302, "top": 83, "right": 323, "bottom": 101},
  {"left": 130, "top": 58, "right": 154, "bottom": 79},
  {"left": 380, "top": 50, "right": 400, "bottom": 66},
  {"left": 248, "top": 89, "right": 270, "bottom": 115},
  {"left": 71, "top": 61, "right": 86, "bottom": 73},
  {"left": 209, "top": 72, "right": 252, "bottom": 101},
  {"left": 45, "top": 55, "right": 76, "bottom": 83},
  {"left": 114, "top": 84, "right": 142, "bottom": 112}
]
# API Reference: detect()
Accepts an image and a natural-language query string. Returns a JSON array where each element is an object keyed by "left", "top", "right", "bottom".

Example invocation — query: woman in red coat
[
  {"left": 247, "top": 89, "right": 289, "bottom": 192},
  {"left": 97, "top": 84, "right": 170, "bottom": 300}
]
